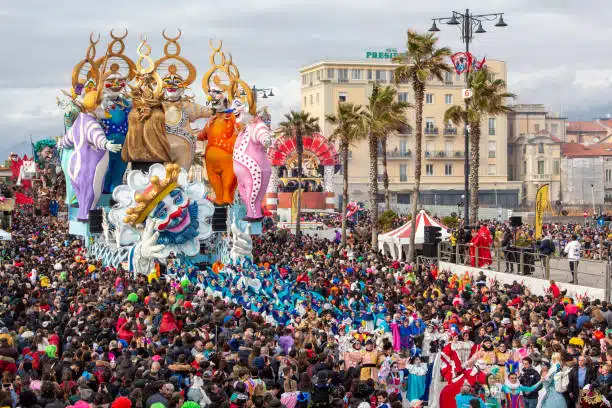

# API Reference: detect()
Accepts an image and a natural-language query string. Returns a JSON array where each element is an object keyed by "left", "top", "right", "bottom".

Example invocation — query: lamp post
[
  {"left": 429, "top": 9, "right": 508, "bottom": 224},
  {"left": 251, "top": 85, "right": 275, "bottom": 103}
]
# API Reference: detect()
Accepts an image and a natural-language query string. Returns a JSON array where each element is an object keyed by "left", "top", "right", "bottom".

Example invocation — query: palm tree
[
  {"left": 445, "top": 68, "right": 515, "bottom": 223},
  {"left": 394, "top": 30, "right": 451, "bottom": 262},
  {"left": 367, "top": 83, "right": 410, "bottom": 250},
  {"left": 326, "top": 102, "right": 370, "bottom": 246},
  {"left": 279, "top": 110, "right": 320, "bottom": 243}
]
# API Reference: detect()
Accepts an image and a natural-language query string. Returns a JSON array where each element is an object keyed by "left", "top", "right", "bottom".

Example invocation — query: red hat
[{"left": 111, "top": 397, "right": 132, "bottom": 408}]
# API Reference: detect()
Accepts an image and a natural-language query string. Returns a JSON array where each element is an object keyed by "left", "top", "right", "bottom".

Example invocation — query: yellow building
[
  {"left": 507, "top": 104, "right": 565, "bottom": 207},
  {"left": 299, "top": 58, "right": 519, "bottom": 211}
]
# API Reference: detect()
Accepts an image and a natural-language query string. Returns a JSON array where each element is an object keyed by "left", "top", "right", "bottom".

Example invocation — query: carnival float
[{"left": 50, "top": 30, "right": 273, "bottom": 274}]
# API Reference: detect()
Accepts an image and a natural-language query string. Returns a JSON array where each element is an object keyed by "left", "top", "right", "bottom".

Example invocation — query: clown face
[
  {"left": 163, "top": 74, "right": 185, "bottom": 102},
  {"left": 150, "top": 188, "right": 191, "bottom": 233},
  {"left": 230, "top": 99, "right": 247, "bottom": 124},
  {"left": 103, "top": 74, "right": 127, "bottom": 99},
  {"left": 9, "top": 153, "right": 18, "bottom": 162}
]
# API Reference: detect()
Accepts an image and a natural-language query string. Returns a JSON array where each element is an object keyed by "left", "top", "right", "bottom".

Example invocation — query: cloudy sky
[{"left": 1, "top": 0, "right": 612, "bottom": 157}]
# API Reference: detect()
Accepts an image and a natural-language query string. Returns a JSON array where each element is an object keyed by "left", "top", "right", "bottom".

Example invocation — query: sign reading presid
[{"left": 366, "top": 48, "right": 399, "bottom": 59}]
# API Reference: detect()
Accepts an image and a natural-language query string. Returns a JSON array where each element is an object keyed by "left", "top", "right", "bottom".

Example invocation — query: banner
[
  {"left": 535, "top": 184, "right": 550, "bottom": 239},
  {"left": 450, "top": 52, "right": 487, "bottom": 75}
]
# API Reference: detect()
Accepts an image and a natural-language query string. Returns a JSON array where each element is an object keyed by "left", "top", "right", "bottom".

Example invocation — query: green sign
[{"left": 366, "top": 48, "right": 398, "bottom": 59}]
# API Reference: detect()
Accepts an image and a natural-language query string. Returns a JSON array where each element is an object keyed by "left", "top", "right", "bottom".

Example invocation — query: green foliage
[
  {"left": 379, "top": 209, "right": 399, "bottom": 232},
  {"left": 441, "top": 215, "right": 459, "bottom": 229}
]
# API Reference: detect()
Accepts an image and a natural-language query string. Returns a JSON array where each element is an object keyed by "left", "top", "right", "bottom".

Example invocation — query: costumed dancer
[
  {"left": 439, "top": 361, "right": 487, "bottom": 408},
  {"left": 500, "top": 361, "right": 542, "bottom": 408},
  {"left": 359, "top": 339, "right": 380, "bottom": 381},
  {"left": 406, "top": 355, "right": 429, "bottom": 402},
  {"left": 155, "top": 30, "right": 211, "bottom": 171},
  {"left": 536, "top": 356, "right": 569, "bottom": 408},
  {"left": 470, "top": 225, "right": 493, "bottom": 267}
]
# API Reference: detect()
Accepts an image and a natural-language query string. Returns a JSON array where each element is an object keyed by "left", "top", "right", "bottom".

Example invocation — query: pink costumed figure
[
  {"left": 390, "top": 314, "right": 402, "bottom": 352},
  {"left": 233, "top": 117, "right": 273, "bottom": 221}
]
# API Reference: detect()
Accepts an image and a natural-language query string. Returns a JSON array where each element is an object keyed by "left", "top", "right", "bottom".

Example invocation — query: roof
[
  {"left": 567, "top": 121, "right": 607, "bottom": 133},
  {"left": 378, "top": 210, "right": 450, "bottom": 244},
  {"left": 561, "top": 143, "right": 612, "bottom": 158}
]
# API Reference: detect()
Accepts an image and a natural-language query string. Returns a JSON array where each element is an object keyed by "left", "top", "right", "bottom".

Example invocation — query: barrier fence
[{"left": 438, "top": 242, "right": 612, "bottom": 293}]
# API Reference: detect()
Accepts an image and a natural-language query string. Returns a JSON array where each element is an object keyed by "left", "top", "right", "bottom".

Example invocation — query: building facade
[
  {"left": 560, "top": 143, "right": 612, "bottom": 207},
  {"left": 507, "top": 104, "right": 565, "bottom": 207},
  {"left": 299, "top": 58, "right": 519, "bottom": 211}
]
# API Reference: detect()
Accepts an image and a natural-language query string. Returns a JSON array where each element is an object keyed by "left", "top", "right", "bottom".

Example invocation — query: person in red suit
[
  {"left": 439, "top": 362, "right": 487, "bottom": 408},
  {"left": 470, "top": 226, "right": 493, "bottom": 268}
]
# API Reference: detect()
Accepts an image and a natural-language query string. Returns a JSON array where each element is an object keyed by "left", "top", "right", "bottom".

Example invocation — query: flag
[
  {"left": 472, "top": 56, "right": 487, "bottom": 71},
  {"left": 535, "top": 184, "right": 550, "bottom": 239},
  {"left": 450, "top": 52, "right": 473, "bottom": 75}
]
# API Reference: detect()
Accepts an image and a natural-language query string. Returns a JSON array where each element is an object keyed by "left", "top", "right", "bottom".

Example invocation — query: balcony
[
  {"left": 444, "top": 81, "right": 454, "bottom": 86},
  {"left": 443, "top": 127, "right": 458, "bottom": 136},
  {"left": 377, "top": 150, "right": 412, "bottom": 159},
  {"left": 424, "top": 127, "right": 439, "bottom": 136},
  {"left": 425, "top": 150, "right": 465, "bottom": 160}
]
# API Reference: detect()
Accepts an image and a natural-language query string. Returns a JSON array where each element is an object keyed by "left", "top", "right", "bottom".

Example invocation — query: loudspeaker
[
  {"left": 88, "top": 209, "right": 104, "bottom": 233},
  {"left": 212, "top": 206, "right": 228, "bottom": 232},
  {"left": 509, "top": 216, "right": 522, "bottom": 227},
  {"left": 423, "top": 243, "right": 438, "bottom": 258}
]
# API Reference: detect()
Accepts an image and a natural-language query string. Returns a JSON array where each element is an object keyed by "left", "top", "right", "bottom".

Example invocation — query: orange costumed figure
[{"left": 199, "top": 40, "right": 241, "bottom": 205}]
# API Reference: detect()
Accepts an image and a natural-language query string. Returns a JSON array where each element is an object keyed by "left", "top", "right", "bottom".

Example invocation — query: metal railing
[
  {"left": 425, "top": 150, "right": 465, "bottom": 159},
  {"left": 439, "top": 242, "right": 609, "bottom": 289},
  {"left": 443, "top": 127, "right": 458, "bottom": 135},
  {"left": 424, "top": 127, "right": 439, "bottom": 135}
]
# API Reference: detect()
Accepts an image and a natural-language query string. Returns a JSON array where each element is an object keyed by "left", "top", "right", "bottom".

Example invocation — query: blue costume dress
[
  {"left": 99, "top": 98, "right": 131, "bottom": 193},
  {"left": 538, "top": 371, "right": 567, "bottom": 408},
  {"left": 405, "top": 363, "right": 428, "bottom": 401}
]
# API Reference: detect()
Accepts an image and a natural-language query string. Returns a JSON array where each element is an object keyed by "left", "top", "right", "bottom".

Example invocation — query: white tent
[
  {"left": 378, "top": 210, "right": 450, "bottom": 260},
  {"left": 0, "top": 229, "right": 11, "bottom": 241}
]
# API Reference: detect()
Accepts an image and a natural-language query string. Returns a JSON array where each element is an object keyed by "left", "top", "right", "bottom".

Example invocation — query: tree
[
  {"left": 444, "top": 68, "right": 515, "bottom": 223},
  {"left": 367, "top": 83, "right": 410, "bottom": 249},
  {"left": 279, "top": 111, "right": 320, "bottom": 242},
  {"left": 394, "top": 30, "right": 452, "bottom": 262},
  {"left": 326, "top": 102, "right": 370, "bottom": 246}
]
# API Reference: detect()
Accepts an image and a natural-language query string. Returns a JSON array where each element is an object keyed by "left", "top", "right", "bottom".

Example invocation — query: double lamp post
[{"left": 428, "top": 9, "right": 507, "bottom": 223}]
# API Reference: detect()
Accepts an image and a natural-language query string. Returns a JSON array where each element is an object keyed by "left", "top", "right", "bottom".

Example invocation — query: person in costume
[
  {"left": 453, "top": 327, "right": 474, "bottom": 366},
  {"left": 470, "top": 226, "right": 493, "bottom": 268},
  {"left": 155, "top": 30, "right": 211, "bottom": 170},
  {"left": 359, "top": 339, "right": 380, "bottom": 381},
  {"left": 537, "top": 359, "right": 568, "bottom": 408},
  {"left": 580, "top": 385, "right": 611, "bottom": 408},
  {"left": 500, "top": 361, "right": 542, "bottom": 408},
  {"left": 482, "top": 373, "right": 503, "bottom": 408},
  {"left": 406, "top": 355, "right": 429, "bottom": 402}
]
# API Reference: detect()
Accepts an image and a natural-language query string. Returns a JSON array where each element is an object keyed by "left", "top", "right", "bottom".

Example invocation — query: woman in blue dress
[
  {"left": 405, "top": 355, "right": 429, "bottom": 401},
  {"left": 537, "top": 361, "right": 568, "bottom": 408}
]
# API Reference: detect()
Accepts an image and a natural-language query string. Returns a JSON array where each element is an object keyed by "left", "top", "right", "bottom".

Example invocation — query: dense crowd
[{"left": 0, "top": 210, "right": 610, "bottom": 408}]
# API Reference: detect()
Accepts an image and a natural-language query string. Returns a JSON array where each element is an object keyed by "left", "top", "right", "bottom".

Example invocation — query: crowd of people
[{"left": 0, "top": 208, "right": 611, "bottom": 408}]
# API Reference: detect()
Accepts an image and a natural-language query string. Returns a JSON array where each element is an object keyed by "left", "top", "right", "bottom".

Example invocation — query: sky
[{"left": 1, "top": 0, "right": 612, "bottom": 158}]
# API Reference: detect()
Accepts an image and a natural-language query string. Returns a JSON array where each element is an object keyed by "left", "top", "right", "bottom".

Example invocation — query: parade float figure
[
  {"left": 155, "top": 30, "right": 210, "bottom": 170},
  {"left": 122, "top": 39, "right": 172, "bottom": 169},
  {"left": 108, "top": 163, "right": 214, "bottom": 275},
  {"left": 59, "top": 34, "right": 122, "bottom": 221},
  {"left": 57, "top": 96, "right": 81, "bottom": 205},
  {"left": 231, "top": 65, "right": 273, "bottom": 221},
  {"left": 17, "top": 158, "right": 36, "bottom": 189},
  {"left": 94, "top": 30, "right": 136, "bottom": 193},
  {"left": 33, "top": 139, "right": 60, "bottom": 189},
  {"left": 9, "top": 153, "right": 32, "bottom": 190},
  {"left": 199, "top": 41, "right": 241, "bottom": 206}
]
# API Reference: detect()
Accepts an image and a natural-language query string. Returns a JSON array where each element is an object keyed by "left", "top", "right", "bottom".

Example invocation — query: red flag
[{"left": 450, "top": 52, "right": 473, "bottom": 75}]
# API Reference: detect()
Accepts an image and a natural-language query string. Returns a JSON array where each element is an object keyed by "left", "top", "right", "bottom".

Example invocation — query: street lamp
[
  {"left": 251, "top": 85, "right": 275, "bottom": 102},
  {"left": 429, "top": 9, "right": 508, "bottom": 224}
]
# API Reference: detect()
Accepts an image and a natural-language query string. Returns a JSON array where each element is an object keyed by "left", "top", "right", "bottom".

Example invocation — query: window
[
  {"left": 538, "top": 143, "right": 544, "bottom": 154},
  {"left": 444, "top": 72, "right": 453, "bottom": 83},
  {"left": 554, "top": 160, "right": 560, "bottom": 175},
  {"left": 508, "top": 145, "right": 514, "bottom": 156},
  {"left": 316, "top": 70, "right": 321, "bottom": 80},
  {"left": 400, "top": 164, "right": 408, "bottom": 182},
  {"left": 389, "top": 71, "right": 394, "bottom": 83},
  {"left": 488, "top": 141, "right": 496, "bottom": 158},
  {"left": 327, "top": 68, "right": 334, "bottom": 79},
  {"left": 488, "top": 165, "right": 497, "bottom": 175},
  {"left": 425, "top": 142, "right": 433, "bottom": 154},
  {"left": 534, "top": 123, "right": 540, "bottom": 133},
  {"left": 509, "top": 166, "right": 514, "bottom": 181},
  {"left": 551, "top": 124, "right": 559, "bottom": 136},
  {"left": 309, "top": 95, "right": 313, "bottom": 105},
  {"left": 425, "top": 118, "right": 435, "bottom": 130},
  {"left": 445, "top": 164, "right": 453, "bottom": 176},
  {"left": 607, "top": 169, "right": 612, "bottom": 183},
  {"left": 338, "top": 92, "right": 347, "bottom": 102},
  {"left": 398, "top": 92, "right": 409, "bottom": 103},
  {"left": 303, "top": 96, "right": 307, "bottom": 106},
  {"left": 445, "top": 141, "right": 453, "bottom": 155},
  {"left": 488, "top": 118, "right": 496, "bottom": 135},
  {"left": 302, "top": 75, "right": 307, "bottom": 85},
  {"left": 399, "top": 140, "right": 408, "bottom": 154},
  {"left": 522, "top": 145, "right": 527, "bottom": 154},
  {"left": 425, "top": 94, "right": 434, "bottom": 104},
  {"left": 352, "top": 69, "right": 361, "bottom": 80},
  {"left": 425, "top": 164, "right": 434, "bottom": 176},
  {"left": 367, "top": 69, "right": 372, "bottom": 80},
  {"left": 456, "top": 73, "right": 462, "bottom": 82},
  {"left": 338, "top": 69, "right": 348, "bottom": 82},
  {"left": 309, "top": 72, "right": 313, "bottom": 84},
  {"left": 538, "top": 160, "right": 545, "bottom": 175},
  {"left": 375, "top": 70, "right": 387, "bottom": 82},
  {"left": 522, "top": 161, "right": 527, "bottom": 175},
  {"left": 445, "top": 94, "right": 453, "bottom": 104}
]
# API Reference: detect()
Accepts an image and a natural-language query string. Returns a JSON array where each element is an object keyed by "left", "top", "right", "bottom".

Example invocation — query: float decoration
[
  {"left": 155, "top": 29, "right": 210, "bottom": 170},
  {"left": 95, "top": 29, "right": 135, "bottom": 193},
  {"left": 122, "top": 38, "right": 172, "bottom": 165},
  {"left": 108, "top": 163, "right": 214, "bottom": 275}
]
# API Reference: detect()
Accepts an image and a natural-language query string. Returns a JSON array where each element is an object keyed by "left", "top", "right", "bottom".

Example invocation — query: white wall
[{"left": 439, "top": 261, "right": 607, "bottom": 300}]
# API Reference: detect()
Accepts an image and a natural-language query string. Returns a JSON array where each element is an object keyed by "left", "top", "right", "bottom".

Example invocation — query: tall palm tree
[
  {"left": 326, "top": 102, "right": 370, "bottom": 246},
  {"left": 445, "top": 68, "right": 515, "bottom": 223},
  {"left": 394, "top": 30, "right": 451, "bottom": 262},
  {"left": 279, "top": 110, "right": 320, "bottom": 243},
  {"left": 367, "top": 83, "right": 410, "bottom": 250}
]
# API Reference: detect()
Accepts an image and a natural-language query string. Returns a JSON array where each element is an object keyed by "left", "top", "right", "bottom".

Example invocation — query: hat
[
  {"left": 501, "top": 317, "right": 511, "bottom": 325},
  {"left": 111, "top": 397, "right": 132, "bottom": 408}
]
